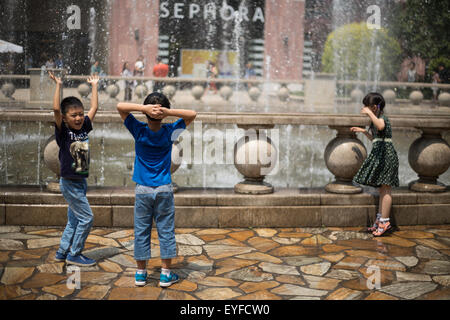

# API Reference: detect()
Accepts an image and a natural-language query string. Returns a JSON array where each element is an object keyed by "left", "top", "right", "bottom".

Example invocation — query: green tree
[
  {"left": 387, "top": 0, "right": 450, "bottom": 61},
  {"left": 321, "top": 22, "right": 402, "bottom": 81}
]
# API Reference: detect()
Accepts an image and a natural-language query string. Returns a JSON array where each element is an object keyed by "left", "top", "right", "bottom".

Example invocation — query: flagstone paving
[{"left": 0, "top": 225, "right": 449, "bottom": 300}]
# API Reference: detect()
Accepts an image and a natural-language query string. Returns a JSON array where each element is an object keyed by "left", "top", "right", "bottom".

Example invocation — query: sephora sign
[{"left": 160, "top": 1, "right": 265, "bottom": 23}]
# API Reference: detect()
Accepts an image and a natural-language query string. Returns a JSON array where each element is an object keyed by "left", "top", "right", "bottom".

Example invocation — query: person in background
[
  {"left": 152, "top": 56, "right": 169, "bottom": 93},
  {"left": 55, "top": 54, "right": 64, "bottom": 69},
  {"left": 122, "top": 61, "right": 134, "bottom": 101}
]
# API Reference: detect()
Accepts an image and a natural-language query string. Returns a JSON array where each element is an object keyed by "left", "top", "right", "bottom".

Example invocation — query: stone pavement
[{"left": 0, "top": 224, "right": 449, "bottom": 300}]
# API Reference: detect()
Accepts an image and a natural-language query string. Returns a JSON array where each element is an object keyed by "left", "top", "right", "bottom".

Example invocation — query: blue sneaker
[
  {"left": 66, "top": 254, "right": 96, "bottom": 267},
  {"left": 159, "top": 271, "right": 179, "bottom": 288},
  {"left": 135, "top": 271, "right": 147, "bottom": 287},
  {"left": 54, "top": 251, "right": 67, "bottom": 262}
]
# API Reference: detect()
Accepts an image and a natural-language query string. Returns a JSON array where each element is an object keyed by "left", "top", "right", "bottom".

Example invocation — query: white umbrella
[{"left": 0, "top": 39, "right": 23, "bottom": 53}]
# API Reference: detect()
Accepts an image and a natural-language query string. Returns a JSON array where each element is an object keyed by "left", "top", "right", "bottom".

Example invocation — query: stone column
[
  {"left": 324, "top": 126, "right": 367, "bottom": 194},
  {"left": 304, "top": 73, "right": 336, "bottom": 111},
  {"left": 264, "top": 0, "right": 305, "bottom": 81},
  {"left": 234, "top": 124, "right": 278, "bottom": 194},
  {"left": 408, "top": 128, "right": 450, "bottom": 192}
]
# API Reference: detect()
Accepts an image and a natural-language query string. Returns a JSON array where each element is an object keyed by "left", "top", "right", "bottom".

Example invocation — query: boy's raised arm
[
  {"left": 161, "top": 108, "right": 197, "bottom": 126},
  {"left": 87, "top": 75, "right": 99, "bottom": 122},
  {"left": 48, "top": 71, "right": 63, "bottom": 130}
]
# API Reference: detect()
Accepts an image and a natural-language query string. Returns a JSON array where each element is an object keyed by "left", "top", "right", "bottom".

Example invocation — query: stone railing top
[
  {"left": 1, "top": 110, "right": 449, "bottom": 129},
  {"left": 2, "top": 73, "right": 450, "bottom": 89}
]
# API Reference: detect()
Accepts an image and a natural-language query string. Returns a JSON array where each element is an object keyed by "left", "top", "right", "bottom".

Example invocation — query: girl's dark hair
[
  {"left": 60, "top": 96, "right": 84, "bottom": 115},
  {"left": 143, "top": 92, "right": 171, "bottom": 121},
  {"left": 362, "top": 92, "right": 385, "bottom": 112}
]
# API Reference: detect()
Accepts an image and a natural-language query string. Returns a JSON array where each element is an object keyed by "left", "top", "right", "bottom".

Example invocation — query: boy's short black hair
[
  {"left": 143, "top": 92, "right": 171, "bottom": 121},
  {"left": 61, "top": 96, "right": 84, "bottom": 115},
  {"left": 363, "top": 92, "right": 385, "bottom": 112}
]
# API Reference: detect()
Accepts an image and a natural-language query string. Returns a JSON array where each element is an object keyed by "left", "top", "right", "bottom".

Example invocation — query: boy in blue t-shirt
[
  {"left": 117, "top": 92, "right": 196, "bottom": 287},
  {"left": 49, "top": 71, "right": 99, "bottom": 267}
]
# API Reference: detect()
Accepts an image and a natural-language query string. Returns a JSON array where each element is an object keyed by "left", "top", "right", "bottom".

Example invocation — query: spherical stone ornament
[
  {"left": 248, "top": 86, "right": 261, "bottom": 102},
  {"left": 43, "top": 136, "right": 61, "bottom": 193},
  {"left": 43, "top": 136, "right": 60, "bottom": 175},
  {"left": 409, "top": 90, "right": 423, "bottom": 105},
  {"left": 1, "top": 83, "right": 16, "bottom": 100},
  {"left": 191, "top": 85, "right": 204, "bottom": 100},
  {"left": 324, "top": 136, "right": 367, "bottom": 194},
  {"left": 408, "top": 134, "right": 450, "bottom": 192},
  {"left": 171, "top": 142, "right": 183, "bottom": 174},
  {"left": 106, "top": 83, "right": 120, "bottom": 100},
  {"left": 350, "top": 88, "right": 364, "bottom": 102},
  {"left": 382, "top": 89, "right": 396, "bottom": 103},
  {"left": 135, "top": 84, "right": 148, "bottom": 99},
  {"left": 438, "top": 92, "right": 450, "bottom": 107},
  {"left": 77, "top": 83, "right": 91, "bottom": 99},
  {"left": 219, "top": 85, "right": 233, "bottom": 101},
  {"left": 234, "top": 134, "right": 278, "bottom": 180},
  {"left": 162, "top": 85, "right": 176, "bottom": 100},
  {"left": 277, "top": 86, "right": 290, "bottom": 102}
]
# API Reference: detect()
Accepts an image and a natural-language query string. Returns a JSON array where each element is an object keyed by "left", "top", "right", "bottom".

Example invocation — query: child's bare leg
[
  {"left": 161, "top": 258, "right": 172, "bottom": 270},
  {"left": 379, "top": 185, "right": 392, "bottom": 219},
  {"left": 137, "top": 260, "right": 146, "bottom": 270}
]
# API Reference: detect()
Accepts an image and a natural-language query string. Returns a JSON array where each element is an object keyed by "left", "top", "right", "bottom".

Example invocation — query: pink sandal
[
  {"left": 372, "top": 221, "right": 392, "bottom": 237},
  {"left": 368, "top": 214, "right": 381, "bottom": 233}
]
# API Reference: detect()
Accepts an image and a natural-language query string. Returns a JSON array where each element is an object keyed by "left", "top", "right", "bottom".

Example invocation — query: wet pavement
[{"left": 0, "top": 224, "right": 449, "bottom": 300}]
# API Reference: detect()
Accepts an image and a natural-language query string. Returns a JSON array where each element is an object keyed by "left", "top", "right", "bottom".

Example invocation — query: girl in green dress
[{"left": 351, "top": 92, "right": 399, "bottom": 236}]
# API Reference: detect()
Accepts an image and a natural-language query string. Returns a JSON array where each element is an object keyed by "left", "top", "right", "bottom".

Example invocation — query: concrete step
[{"left": 1, "top": 186, "right": 449, "bottom": 228}]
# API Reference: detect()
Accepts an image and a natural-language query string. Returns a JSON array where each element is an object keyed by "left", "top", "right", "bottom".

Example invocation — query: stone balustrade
[
  {"left": 0, "top": 110, "right": 448, "bottom": 194},
  {"left": 1, "top": 72, "right": 450, "bottom": 107}
]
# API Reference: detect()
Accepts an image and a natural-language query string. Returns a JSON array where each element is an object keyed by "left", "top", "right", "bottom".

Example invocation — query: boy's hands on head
[{"left": 143, "top": 104, "right": 166, "bottom": 119}]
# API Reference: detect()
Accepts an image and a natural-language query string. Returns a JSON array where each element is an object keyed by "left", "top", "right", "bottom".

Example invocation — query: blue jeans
[
  {"left": 57, "top": 178, "right": 94, "bottom": 256},
  {"left": 134, "top": 184, "right": 176, "bottom": 261}
]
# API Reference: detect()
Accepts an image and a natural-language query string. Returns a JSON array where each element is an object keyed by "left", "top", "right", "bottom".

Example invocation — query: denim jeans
[
  {"left": 134, "top": 184, "right": 176, "bottom": 261},
  {"left": 57, "top": 178, "right": 94, "bottom": 256}
]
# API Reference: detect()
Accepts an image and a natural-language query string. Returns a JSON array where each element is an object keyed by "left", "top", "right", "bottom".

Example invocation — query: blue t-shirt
[
  {"left": 55, "top": 116, "right": 92, "bottom": 179},
  {"left": 124, "top": 114, "right": 186, "bottom": 187}
]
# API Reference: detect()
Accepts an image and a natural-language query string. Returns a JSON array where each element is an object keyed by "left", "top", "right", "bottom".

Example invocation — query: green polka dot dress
[{"left": 353, "top": 114, "right": 399, "bottom": 187}]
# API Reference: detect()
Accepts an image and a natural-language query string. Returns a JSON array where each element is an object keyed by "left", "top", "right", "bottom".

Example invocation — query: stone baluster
[
  {"left": 248, "top": 86, "right": 261, "bottom": 102},
  {"left": 191, "top": 85, "right": 205, "bottom": 101},
  {"left": 162, "top": 84, "right": 177, "bottom": 101},
  {"left": 324, "top": 126, "right": 367, "bottom": 194},
  {"left": 135, "top": 83, "right": 149, "bottom": 100},
  {"left": 277, "top": 85, "right": 290, "bottom": 102},
  {"left": 1, "top": 83, "right": 16, "bottom": 100},
  {"left": 234, "top": 124, "right": 278, "bottom": 194},
  {"left": 219, "top": 85, "right": 233, "bottom": 101},
  {"left": 171, "top": 140, "right": 183, "bottom": 193},
  {"left": 408, "top": 128, "right": 450, "bottom": 192},
  {"left": 43, "top": 135, "right": 61, "bottom": 193},
  {"left": 106, "top": 81, "right": 120, "bottom": 102},
  {"left": 77, "top": 82, "right": 91, "bottom": 103}
]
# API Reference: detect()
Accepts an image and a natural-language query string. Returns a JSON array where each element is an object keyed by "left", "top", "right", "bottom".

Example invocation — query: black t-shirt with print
[{"left": 55, "top": 116, "right": 92, "bottom": 179}]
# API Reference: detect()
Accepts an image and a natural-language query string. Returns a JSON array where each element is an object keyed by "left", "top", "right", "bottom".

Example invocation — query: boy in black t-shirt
[{"left": 49, "top": 71, "right": 99, "bottom": 266}]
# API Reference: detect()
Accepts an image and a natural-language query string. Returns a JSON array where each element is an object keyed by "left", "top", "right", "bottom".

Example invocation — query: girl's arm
[
  {"left": 361, "top": 107, "right": 385, "bottom": 131},
  {"left": 48, "top": 71, "right": 63, "bottom": 130},
  {"left": 350, "top": 127, "right": 373, "bottom": 140},
  {"left": 87, "top": 75, "right": 99, "bottom": 122}
]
